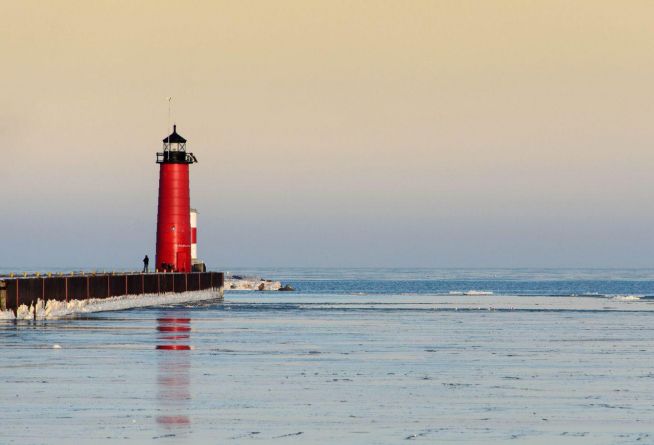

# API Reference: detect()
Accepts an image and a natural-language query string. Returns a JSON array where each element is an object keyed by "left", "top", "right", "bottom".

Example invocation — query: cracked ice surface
[{"left": 2, "top": 292, "right": 654, "bottom": 444}]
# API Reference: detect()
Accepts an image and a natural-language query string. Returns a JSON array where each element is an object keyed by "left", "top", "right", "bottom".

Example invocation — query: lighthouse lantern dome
[
  {"left": 163, "top": 124, "right": 187, "bottom": 152},
  {"left": 157, "top": 125, "right": 197, "bottom": 164}
]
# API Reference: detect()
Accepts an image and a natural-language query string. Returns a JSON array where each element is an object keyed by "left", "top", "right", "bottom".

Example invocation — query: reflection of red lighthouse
[
  {"left": 155, "top": 125, "right": 197, "bottom": 272},
  {"left": 156, "top": 315, "right": 192, "bottom": 429}
]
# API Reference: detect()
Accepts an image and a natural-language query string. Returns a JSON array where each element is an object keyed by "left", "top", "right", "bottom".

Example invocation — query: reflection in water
[{"left": 156, "top": 313, "right": 192, "bottom": 430}]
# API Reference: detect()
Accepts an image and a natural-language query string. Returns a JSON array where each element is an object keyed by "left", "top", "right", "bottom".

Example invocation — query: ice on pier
[
  {"left": 0, "top": 309, "right": 15, "bottom": 320},
  {"left": 1, "top": 290, "right": 222, "bottom": 320}
]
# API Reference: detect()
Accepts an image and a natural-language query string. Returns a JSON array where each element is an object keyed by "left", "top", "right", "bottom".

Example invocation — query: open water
[{"left": 2, "top": 268, "right": 654, "bottom": 444}]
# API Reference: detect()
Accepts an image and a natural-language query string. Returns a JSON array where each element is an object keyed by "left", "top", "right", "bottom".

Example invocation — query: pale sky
[{"left": 2, "top": 1, "right": 654, "bottom": 268}]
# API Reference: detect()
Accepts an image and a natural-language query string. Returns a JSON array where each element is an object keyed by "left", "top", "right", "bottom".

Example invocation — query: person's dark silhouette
[{"left": 143, "top": 255, "right": 149, "bottom": 273}]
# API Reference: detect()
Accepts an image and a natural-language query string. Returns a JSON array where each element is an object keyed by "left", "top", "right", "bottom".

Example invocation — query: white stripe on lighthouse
[{"left": 190, "top": 208, "right": 198, "bottom": 261}]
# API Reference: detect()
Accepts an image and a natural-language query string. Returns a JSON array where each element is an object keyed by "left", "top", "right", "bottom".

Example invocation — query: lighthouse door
[{"left": 176, "top": 251, "right": 187, "bottom": 272}]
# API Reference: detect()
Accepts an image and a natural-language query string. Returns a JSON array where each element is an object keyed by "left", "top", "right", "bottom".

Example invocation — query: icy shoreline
[{"left": 0, "top": 289, "right": 222, "bottom": 321}]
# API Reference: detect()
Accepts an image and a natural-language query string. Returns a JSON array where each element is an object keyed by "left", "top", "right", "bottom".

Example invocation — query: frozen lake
[{"left": 2, "top": 269, "right": 654, "bottom": 443}]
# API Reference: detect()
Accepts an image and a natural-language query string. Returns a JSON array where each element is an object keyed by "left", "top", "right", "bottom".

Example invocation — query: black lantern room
[{"left": 157, "top": 125, "right": 198, "bottom": 164}]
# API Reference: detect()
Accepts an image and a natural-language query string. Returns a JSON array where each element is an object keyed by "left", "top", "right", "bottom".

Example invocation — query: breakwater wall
[{"left": 0, "top": 271, "right": 224, "bottom": 314}]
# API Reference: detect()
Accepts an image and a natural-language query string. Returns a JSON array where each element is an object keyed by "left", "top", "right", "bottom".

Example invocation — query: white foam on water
[
  {"left": 464, "top": 290, "right": 494, "bottom": 295},
  {"left": 449, "top": 290, "right": 494, "bottom": 296},
  {"left": 1, "top": 290, "right": 222, "bottom": 320},
  {"left": 611, "top": 294, "right": 642, "bottom": 301}
]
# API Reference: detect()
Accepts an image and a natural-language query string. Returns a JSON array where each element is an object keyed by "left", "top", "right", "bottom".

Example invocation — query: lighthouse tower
[{"left": 155, "top": 125, "right": 198, "bottom": 272}]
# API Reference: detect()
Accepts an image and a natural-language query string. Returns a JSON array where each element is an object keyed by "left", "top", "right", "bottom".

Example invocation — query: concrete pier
[{"left": 0, "top": 271, "right": 224, "bottom": 314}]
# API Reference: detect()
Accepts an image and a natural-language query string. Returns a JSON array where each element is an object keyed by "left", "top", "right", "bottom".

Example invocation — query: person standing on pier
[{"left": 143, "top": 255, "right": 149, "bottom": 273}]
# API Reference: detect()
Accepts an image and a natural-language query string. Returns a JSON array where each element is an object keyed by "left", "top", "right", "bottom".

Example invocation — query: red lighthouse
[{"left": 155, "top": 125, "right": 198, "bottom": 272}]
